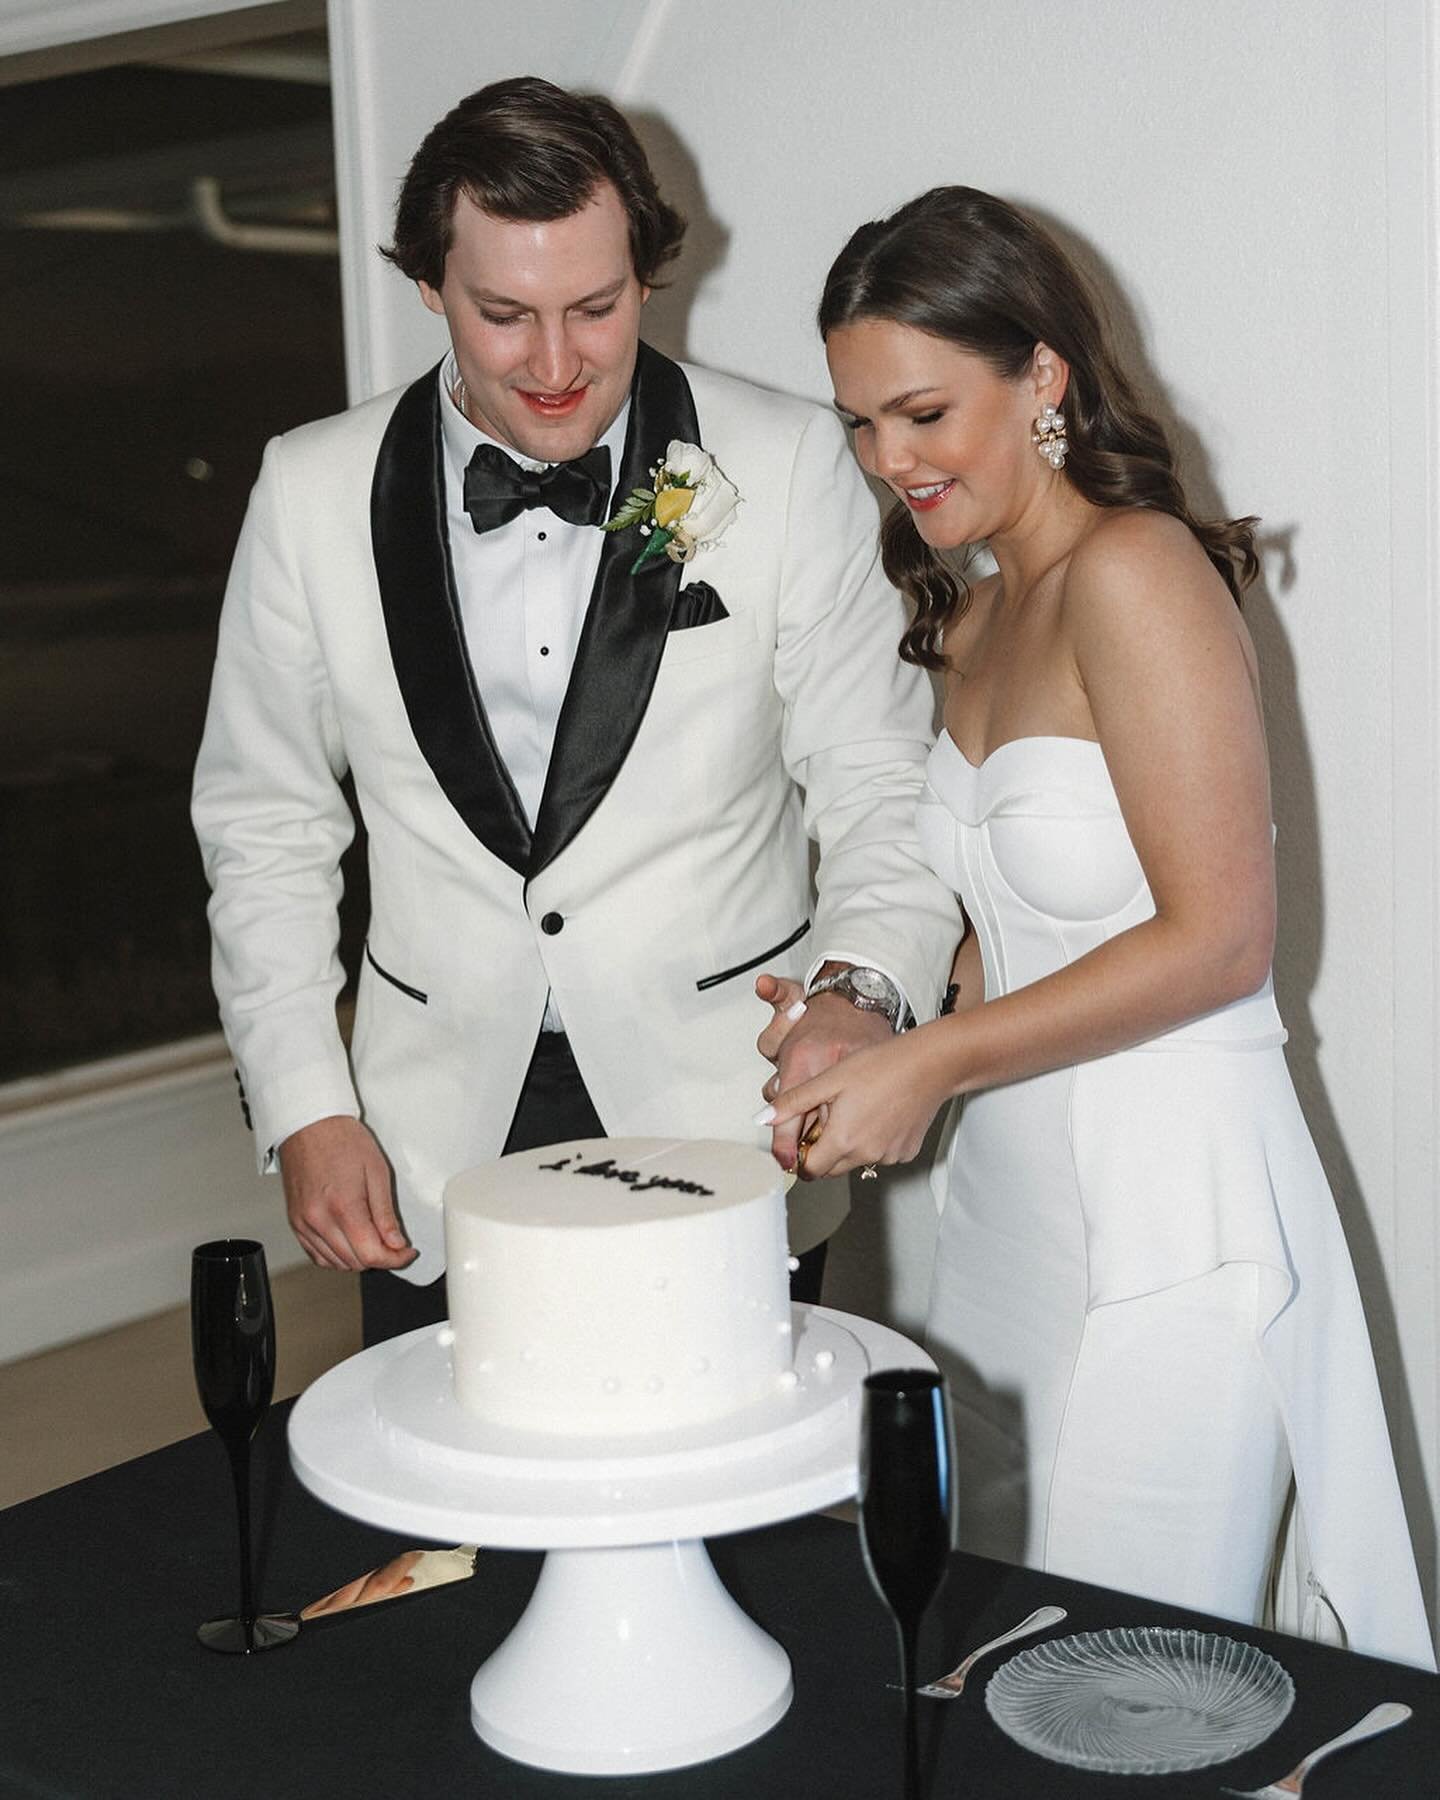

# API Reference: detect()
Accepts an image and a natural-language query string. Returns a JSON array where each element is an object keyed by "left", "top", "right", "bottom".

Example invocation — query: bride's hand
[{"left": 759, "top": 1025, "right": 954, "bottom": 1178}]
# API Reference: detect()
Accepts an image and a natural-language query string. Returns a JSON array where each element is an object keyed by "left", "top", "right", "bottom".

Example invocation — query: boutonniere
[{"left": 602, "top": 440, "right": 740, "bottom": 574}]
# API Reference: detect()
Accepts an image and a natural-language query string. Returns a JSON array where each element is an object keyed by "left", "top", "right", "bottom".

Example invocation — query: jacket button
[{"left": 541, "top": 912, "right": 564, "bottom": 935}]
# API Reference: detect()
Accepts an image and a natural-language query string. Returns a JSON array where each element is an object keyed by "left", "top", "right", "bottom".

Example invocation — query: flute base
[{"left": 197, "top": 1613, "right": 300, "bottom": 1654}]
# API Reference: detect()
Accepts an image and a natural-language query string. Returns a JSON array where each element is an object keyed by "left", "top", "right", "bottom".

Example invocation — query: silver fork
[
  {"left": 1220, "top": 1701, "right": 1412, "bottom": 1797},
  {"left": 913, "top": 1604, "right": 1068, "bottom": 1698}
]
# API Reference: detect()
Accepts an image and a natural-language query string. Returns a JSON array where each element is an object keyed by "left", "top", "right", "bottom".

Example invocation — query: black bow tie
[{"left": 463, "top": 442, "right": 612, "bottom": 534}]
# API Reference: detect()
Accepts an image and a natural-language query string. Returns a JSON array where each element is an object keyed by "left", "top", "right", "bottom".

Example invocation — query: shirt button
[
  {"left": 539, "top": 645, "right": 550, "bottom": 656},
  {"left": 541, "top": 912, "right": 564, "bottom": 935},
  {"left": 536, "top": 530, "right": 547, "bottom": 541}
]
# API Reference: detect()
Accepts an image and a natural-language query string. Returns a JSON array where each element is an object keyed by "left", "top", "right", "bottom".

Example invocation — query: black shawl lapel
[
  {"left": 371, "top": 364, "right": 531, "bottom": 875},
  {"left": 527, "top": 344, "right": 699, "bottom": 884}
]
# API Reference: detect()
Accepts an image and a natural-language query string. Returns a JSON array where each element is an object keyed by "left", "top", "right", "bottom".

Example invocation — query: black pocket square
[{"left": 669, "top": 581, "right": 729, "bottom": 631}]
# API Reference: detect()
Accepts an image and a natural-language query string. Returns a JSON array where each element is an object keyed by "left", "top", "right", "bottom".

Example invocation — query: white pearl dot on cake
[
  {"left": 652, "top": 1275, "right": 669, "bottom": 1290},
  {"left": 777, "top": 1320, "right": 792, "bottom": 1336},
  {"left": 777, "top": 1369, "right": 799, "bottom": 1391},
  {"left": 787, "top": 1255, "right": 800, "bottom": 1272},
  {"left": 520, "top": 1347, "right": 537, "bottom": 1363},
  {"left": 602, "top": 1377, "right": 620, "bottom": 1393},
  {"left": 813, "top": 1349, "right": 835, "bottom": 1372},
  {"left": 693, "top": 1356, "right": 711, "bottom": 1374},
  {"left": 462, "top": 1257, "right": 479, "bottom": 1274},
  {"left": 435, "top": 1326, "right": 455, "bottom": 1348},
  {"left": 645, "top": 1376, "right": 664, "bottom": 1393}
]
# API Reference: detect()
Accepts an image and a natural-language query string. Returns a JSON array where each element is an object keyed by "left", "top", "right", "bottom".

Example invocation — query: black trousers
[{"left": 360, "top": 1032, "right": 828, "bottom": 1346}]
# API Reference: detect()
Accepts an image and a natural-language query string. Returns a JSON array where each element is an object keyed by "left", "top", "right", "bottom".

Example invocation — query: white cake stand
[{"left": 288, "top": 1303, "right": 932, "bottom": 1776}]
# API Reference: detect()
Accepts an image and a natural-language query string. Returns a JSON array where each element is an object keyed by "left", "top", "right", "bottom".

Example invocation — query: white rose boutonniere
[{"left": 602, "top": 439, "right": 740, "bottom": 573}]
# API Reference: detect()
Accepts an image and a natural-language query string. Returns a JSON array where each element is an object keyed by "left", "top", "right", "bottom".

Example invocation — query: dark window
[{"left": 0, "top": 45, "right": 357, "bottom": 1083}]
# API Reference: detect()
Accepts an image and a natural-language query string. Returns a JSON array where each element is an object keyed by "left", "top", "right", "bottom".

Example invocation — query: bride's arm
[{"left": 764, "top": 510, "right": 1275, "bottom": 1175}]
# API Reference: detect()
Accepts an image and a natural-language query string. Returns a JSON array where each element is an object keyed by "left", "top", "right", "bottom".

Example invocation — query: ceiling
[{"left": 0, "top": 27, "right": 334, "bottom": 236}]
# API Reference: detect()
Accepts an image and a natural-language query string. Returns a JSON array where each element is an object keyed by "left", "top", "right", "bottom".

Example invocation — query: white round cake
[{"left": 443, "top": 1138, "right": 793, "bottom": 1438}]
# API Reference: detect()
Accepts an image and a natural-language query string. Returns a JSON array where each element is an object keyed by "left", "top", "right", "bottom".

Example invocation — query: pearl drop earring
[{"left": 1032, "top": 404, "right": 1068, "bottom": 470}]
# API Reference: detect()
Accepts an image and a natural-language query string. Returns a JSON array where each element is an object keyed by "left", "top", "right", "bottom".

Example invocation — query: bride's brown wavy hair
[{"left": 818, "top": 186, "right": 1259, "bottom": 669}]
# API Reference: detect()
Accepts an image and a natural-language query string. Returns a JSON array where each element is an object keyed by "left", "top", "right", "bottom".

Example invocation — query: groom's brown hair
[{"left": 381, "top": 75, "right": 686, "bottom": 291}]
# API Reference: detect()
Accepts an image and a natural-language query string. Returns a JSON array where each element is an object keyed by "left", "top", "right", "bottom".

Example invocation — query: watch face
[{"left": 848, "top": 968, "right": 891, "bottom": 1002}]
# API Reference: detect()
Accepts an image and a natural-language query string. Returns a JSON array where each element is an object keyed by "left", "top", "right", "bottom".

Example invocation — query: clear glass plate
[{"left": 984, "top": 1626, "right": 1294, "bottom": 1774}]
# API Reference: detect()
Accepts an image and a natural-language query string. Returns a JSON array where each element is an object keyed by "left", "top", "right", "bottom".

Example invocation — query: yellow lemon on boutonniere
[
  {"left": 602, "top": 439, "right": 740, "bottom": 574},
  {"left": 653, "top": 485, "right": 696, "bottom": 529}
]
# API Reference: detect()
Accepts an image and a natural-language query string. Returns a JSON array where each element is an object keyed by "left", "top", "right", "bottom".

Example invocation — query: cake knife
[{"left": 285, "top": 1544, "right": 479, "bottom": 1628}]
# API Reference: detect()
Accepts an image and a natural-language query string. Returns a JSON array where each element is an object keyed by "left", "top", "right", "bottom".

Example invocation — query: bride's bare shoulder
[
  {"left": 1069, "top": 508, "right": 1201, "bottom": 579},
  {"left": 1063, "top": 509, "right": 1238, "bottom": 644}
]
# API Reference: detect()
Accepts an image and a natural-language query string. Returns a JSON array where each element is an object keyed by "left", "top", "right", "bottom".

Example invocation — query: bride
[{"left": 759, "top": 186, "right": 1433, "bottom": 1666}]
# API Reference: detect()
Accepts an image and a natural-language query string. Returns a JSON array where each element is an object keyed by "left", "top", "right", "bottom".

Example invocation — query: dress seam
[{"left": 1039, "top": 1060, "right": 1089, "bottom": 1573}]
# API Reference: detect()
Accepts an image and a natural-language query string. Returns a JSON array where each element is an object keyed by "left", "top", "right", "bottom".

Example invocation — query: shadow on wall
[{"left": 626, "top": 109, "right": 730, "bottom": 365}]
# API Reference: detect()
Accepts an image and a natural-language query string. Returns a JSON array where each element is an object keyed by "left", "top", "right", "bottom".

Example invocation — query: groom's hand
[
  {"left": 279, "top": 1115, "right": 417, "bottom": 1271},
  {"left": 765, "top": 990, "right": 893, "bottom": 1174},
  {"left": 755, "top": 971, "right": 808, "bottom": 1065}
]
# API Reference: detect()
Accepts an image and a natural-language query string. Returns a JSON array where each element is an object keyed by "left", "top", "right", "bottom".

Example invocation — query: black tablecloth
[{"left": 2, "top": 1403, "right": 1434, "bottom": 1798}]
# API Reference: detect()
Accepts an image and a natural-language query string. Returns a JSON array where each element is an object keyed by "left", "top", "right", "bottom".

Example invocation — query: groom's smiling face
[{"left": 420, "top": 180, "right": 648, "bottom": 464}]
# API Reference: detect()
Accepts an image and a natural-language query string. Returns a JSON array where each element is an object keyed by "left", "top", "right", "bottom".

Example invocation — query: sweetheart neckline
[{"left": 938, "top": 729, "right": 1105, "bottom": 772}]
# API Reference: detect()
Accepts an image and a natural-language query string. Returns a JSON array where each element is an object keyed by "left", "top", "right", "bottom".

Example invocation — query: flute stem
[
  {"left": 899, "top": 1620, "right": 920, "bottom": 1800},
  {"left": 226, "top": 1438, "right": 255, "bottom": 1651}
]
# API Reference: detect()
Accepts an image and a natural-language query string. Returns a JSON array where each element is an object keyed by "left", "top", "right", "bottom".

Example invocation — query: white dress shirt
[
  {"left": 438, "top": 356, "right": 629, "bottom": 830},
  {"left": 438, "top": 356, "right": 630, "bottom": 1030}
]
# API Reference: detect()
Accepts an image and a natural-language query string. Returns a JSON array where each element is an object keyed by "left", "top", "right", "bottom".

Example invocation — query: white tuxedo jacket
[{"left": 193, "top": 346, "right": 961, "bottom": 1277}]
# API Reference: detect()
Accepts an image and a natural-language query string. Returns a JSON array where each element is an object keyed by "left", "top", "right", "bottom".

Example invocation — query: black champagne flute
[
  {"left": 191, "top": 1239, "right": 297, "bottom": 1654},
  {"left": 858, "top": 1368, "right": 957, "bottom": 1800}
]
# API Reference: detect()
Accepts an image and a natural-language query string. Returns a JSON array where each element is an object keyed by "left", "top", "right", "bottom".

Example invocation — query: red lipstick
[
  {"left": 519, "top": 388, "right": 587, "bottom": 418},
  {"left": 902, "top": 480, "right": 955, "bottom": 512}
]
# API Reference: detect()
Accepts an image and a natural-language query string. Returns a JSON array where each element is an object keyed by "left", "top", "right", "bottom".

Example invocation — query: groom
[{"left": 192, "top": 76, "right": 958, "bottom": 1343}]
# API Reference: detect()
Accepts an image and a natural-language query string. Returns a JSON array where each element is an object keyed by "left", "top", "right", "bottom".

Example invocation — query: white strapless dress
[{"left": 917, "top": 731, "right": 1433, "bottom": 1668}]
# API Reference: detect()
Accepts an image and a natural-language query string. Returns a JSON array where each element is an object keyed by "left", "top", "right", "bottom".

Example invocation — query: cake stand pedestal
[{"left": 289, "top": 1304, "right": 930, "bottom": 1777}]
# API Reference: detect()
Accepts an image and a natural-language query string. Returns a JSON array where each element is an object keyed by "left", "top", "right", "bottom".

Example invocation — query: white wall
[
  {"left": 0, "top": 1038, "right": 305, "bottom": 1362},
  {"left": 333, "top": 0, "right": 1439, "bottom": 1631}
]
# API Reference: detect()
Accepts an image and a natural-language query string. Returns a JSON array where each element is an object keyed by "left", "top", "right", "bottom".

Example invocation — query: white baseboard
[{"left": 0, "top": 1037, "right": 304, "bottom": 1363}]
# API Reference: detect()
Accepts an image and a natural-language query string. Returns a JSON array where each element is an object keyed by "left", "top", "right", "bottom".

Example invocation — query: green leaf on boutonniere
[
  {"left": 630, "top": 526, "right": 674, "bottom": 574},
  {"left": 601, "top": 487, "right": 656, "bottom": 532}
]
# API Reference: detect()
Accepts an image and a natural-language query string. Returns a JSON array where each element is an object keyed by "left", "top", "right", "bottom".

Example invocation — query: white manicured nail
[
  {"left": 753, "top": 1104, "right": 776, "bottom": 1126},
  {"left": 785, "top": 999, "right": 807, "bottom": 1021}
]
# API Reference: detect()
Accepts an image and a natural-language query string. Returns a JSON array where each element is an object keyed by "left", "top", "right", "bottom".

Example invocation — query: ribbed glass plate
[{"left": 984, "top": 1627, "right": 1294, "bottom": 1774}]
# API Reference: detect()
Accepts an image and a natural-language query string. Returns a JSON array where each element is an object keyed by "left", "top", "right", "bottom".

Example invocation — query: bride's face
[{"left": 826, "top": 317, "right": 1044, "bottom": 550}]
